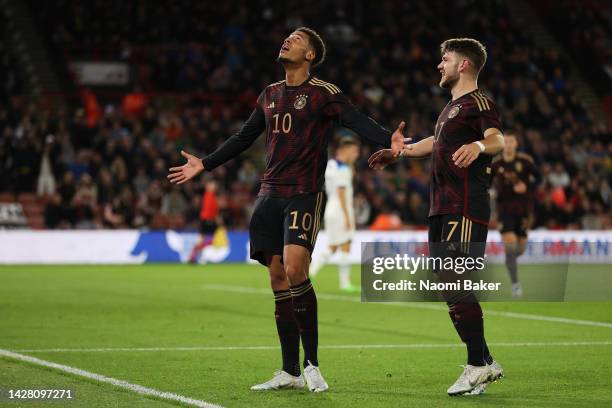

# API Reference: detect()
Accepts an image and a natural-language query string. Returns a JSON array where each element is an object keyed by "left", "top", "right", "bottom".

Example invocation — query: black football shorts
[
  {"left": 498, "top": 212, "right": 531, "bottom": 238},
  {"left": 249, "top": 192, "right": 325, "bottom": 266},
  {"left": 428, "top": 214, "right": 488, "bottom": 261}
]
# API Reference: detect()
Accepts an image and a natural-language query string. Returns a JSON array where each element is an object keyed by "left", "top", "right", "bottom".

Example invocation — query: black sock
[
  {"left": 483, "top": 339, "right": 494, "bottom": 365},
  {"left": 505, "top": 246, "right": 519, "bottom": 284},
  {"left": 290, "top": 278, "right": 318, "bottom": 367},
  {"left": 448, "top": 301, "right": 486, "bottom": 366},
  {"left": 274, "top": 290, "right": 300, "bottom": 376}
]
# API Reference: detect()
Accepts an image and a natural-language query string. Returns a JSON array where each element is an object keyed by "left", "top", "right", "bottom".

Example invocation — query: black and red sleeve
[{"left": 322, "top": 92, "right": 391, "bottom": 148}]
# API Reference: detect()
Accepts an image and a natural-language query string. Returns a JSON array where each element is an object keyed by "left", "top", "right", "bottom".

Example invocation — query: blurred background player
[
  {"left": 188, "top": 179, "right": 219, "bottom": 264},
  {"left": 310, "top": 136, "right": 360, "bottom": 292},
  {"left": 492, "top": 132, "right": 539, "bottom": 296}
]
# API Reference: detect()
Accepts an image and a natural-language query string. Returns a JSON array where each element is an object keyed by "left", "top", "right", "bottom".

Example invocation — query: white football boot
[
  {"left": 512, "top": 282, "right": 524, "bottom": 297},
  {"left": 303, "top": 362, "right": 329, "bottom": 392},
  {"left": 447, "top": 364, "right": 492, "bottom": 396},
  {"left": 250, "top": 370, "right": 305, "bottom": 391},
  {"left": 468, "top": 360, "right": 504, "bottom": 395}
]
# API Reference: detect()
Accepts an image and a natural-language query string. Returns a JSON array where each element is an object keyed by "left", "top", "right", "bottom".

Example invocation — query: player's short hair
[
  {"left": 297, "top": 27, "right": 326, "bottom": 68},
  {"left": 337, "top": 136, "right": 360, "bottom": 149},
  {"left": 440, "top": 38, "right": 487, "bottom": 74}
]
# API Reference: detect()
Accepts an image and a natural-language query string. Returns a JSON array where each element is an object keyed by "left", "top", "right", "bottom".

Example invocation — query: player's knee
[
  {"left": 268, "top": 260, "right": 288, "bottom": 289},
  {"left": 518, "top": 240, "right": 528, "bottom": 255},
  {"left": 269, "top": 272, "right": 287, "bottom": 289},
  {"left": 284, "top": 261, "right": 307, "bottom": 285}
]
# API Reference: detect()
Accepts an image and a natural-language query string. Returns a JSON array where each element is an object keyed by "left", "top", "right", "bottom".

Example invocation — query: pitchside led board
[{"left": 0, "top": 230, "right": 610, "bottom": 301}]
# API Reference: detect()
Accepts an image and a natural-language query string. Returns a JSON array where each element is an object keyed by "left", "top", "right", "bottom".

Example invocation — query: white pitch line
[
  {"left": 11, "top": 341, "right": 612, "bottom": 354},
  {"left": 0, "top": 349, "right": 222, "bottom": 408},
  {"left": 203, "top": 284, "right": 612, "bottom": 329}
]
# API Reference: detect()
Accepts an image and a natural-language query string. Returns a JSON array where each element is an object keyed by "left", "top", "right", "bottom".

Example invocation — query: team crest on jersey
[
  {"left": 515, "top": 162, "right": 523, "bottom": 172},
  {"left": 294, "top": 94, "right": 308, "bottom": 110},
  {"left": 448, "top": 105, "right": 461, "bottom": 119}
]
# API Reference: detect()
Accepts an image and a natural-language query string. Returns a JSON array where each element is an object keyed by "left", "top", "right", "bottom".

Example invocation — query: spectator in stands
[{"left": 2, "top": 0, "right": 610, "bottom": 230}]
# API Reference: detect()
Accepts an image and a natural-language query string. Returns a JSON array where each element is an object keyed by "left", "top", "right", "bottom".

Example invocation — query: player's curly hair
[
  {"left": 440, "top": 38, "right": 487, "bottom": 74},
  {"left": 297, "top": 27, "right": 326, "bottom": 68}
]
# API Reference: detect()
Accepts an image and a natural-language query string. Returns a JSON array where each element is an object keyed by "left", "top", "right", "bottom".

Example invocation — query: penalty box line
[
  {"left": 12, "top": 341, "right": 612, "bottom": 354},
  {"left": 0, "top": 348, "right": 222, "bottom": 408},
  {"left": 203, "top": 284, "right": 612, "bottom": 329}
]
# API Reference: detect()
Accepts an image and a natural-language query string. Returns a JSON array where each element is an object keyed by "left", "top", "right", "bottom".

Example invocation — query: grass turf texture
[{"left": 0, "top": 264, "right": 611, "bottom": 407}]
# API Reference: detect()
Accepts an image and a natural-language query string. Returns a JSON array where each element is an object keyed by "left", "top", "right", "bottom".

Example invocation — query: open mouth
[{"left": 281, "top": 44, "right": 290, "bottom": 52}]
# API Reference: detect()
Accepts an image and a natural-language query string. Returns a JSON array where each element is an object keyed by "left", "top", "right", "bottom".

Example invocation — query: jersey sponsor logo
[
  {"left": 448, "top": 105, "right": 461, "bottom": 118},
  {"left": 294, "top": 94, "right": 308, "bottom": 110},
  {"left": 267, "top": 101, "right": 275, "bottom": 109}
]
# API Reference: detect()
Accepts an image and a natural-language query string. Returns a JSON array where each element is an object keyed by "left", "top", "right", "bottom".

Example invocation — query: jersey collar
[
  {"left": 451, "top": 88, "right": 480, "bottom": 104},
  {"left": 284, "top": 74, "right": 313, "bottom": 90}
]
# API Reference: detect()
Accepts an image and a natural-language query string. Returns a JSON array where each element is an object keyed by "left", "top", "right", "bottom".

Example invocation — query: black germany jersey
[
  {"left": 429, "top": 89, "right": 502, "bottom": 224},
  {"left": 492, "top": 152, "right": 539, "bottom": 215},
  {"left": 203, "top": 76, "right": 392, "bottom": 197}
]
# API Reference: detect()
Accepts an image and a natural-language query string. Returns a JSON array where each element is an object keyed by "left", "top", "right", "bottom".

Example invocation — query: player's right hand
[
  {"left": 513, "top": 181, "right": 527, "bottom": 194},
  {"left": 368, "top": 149, "right": 397, "bottom": 170},
  {"left": 167, "top": 150, "right": 205, "bottom": 184}
]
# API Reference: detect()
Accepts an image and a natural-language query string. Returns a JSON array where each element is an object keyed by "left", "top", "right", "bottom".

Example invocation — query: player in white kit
[{"left": 310, "top": 137, "right": 360, "bottom": 292}]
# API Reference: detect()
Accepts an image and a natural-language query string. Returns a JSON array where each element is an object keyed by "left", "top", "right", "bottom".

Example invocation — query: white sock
[
  {"left": 338, "top": 251, "right": 351, "bottom": 288},
  {"left": 310, "top": 248, "right": 331, "bottom": 276}
]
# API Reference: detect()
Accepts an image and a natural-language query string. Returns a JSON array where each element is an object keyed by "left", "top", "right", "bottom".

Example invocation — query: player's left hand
[
  {"left": 452, "top": 143, "right": 481, "bottom": 168},
  {"left": 390, "top": 121, "right": 407, "bottom": 157}
]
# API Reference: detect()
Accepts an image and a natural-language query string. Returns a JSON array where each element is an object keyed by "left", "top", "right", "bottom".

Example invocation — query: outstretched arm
[
  {"left": 167, "top": 107, "right": 265, "bottom": 184},
  {"left": 325, "top": 95, "right": 404, "bottom": 155},
  {"left": 368, "top": 136, "right": 434, "bottom": 170}
]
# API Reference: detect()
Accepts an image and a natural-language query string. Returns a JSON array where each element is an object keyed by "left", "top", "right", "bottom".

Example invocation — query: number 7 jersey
[{"left": 429, "top": 89, "right": 502, "bottom": 224}]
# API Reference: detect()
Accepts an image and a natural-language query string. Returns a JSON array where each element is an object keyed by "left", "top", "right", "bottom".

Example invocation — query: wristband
[{"left": 474, "top": 141, "right": 485, "bottom": 152}]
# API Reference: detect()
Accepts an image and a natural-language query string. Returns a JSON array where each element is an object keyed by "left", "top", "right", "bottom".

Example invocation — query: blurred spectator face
[
  {"left": 409, "top": 192, "right": 423, "bottom": 209},
  {"left": 503, "top": 134, "right": 518, "bottom": 156},
  {"left": 277, "top": 30, "right": 315, "bottom": 67},
  {"left": 63, "top": 172, "right": 75, "bottom": 185},
  {"left": 205, "top": 180, "right": 218, "bottom": 193},
  {"left": 79, "top": 173, "right": 92, "bottom": 187}
]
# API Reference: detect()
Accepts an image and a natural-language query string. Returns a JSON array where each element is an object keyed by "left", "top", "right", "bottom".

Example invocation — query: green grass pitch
[{"left": 1, "top": 264, "right": 611, "bottom": 407}]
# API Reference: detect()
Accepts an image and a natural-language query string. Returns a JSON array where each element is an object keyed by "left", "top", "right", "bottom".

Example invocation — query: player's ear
[
  {"left": 459, "top": 58, "right": 470, "bottom": 73},
  {"left": 305, "top": 49, "right": 315, "bottom": 64}
]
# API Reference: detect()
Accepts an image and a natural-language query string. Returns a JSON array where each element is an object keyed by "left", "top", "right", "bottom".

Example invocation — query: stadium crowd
[{"left": 1, "top": 0, "right": 610, "bottom": 230}]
